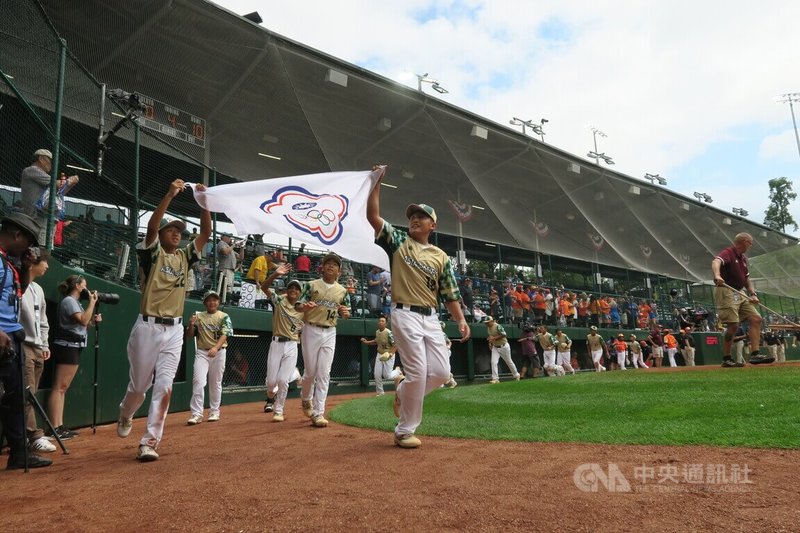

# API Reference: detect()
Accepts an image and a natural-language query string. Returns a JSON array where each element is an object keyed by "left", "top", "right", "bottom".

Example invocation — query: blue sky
[{"left": 216, "top": 0, "right": 800, "bottom": 235}]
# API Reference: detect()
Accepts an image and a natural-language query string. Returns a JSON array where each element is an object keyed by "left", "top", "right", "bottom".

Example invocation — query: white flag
[{"left": 189, "top": 168, "right": 389, "bottom": 270}]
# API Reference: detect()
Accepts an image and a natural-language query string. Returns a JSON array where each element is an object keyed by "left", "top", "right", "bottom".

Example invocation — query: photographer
[
  {"left": 0, "top": 212, "right": 52, "bottom": 469},
  {"left": 216, "top": 234, "right": 243, "bottom": 305},
  {"left": 47, "top": 275, "right": 101, "bottom": 440}
]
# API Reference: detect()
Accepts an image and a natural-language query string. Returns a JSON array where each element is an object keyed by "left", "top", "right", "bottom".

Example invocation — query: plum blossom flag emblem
[
  {"left": 447, "top": 200, "right": 473, "bottom": 222},
  {"left": 189, "top": 167, "right": 390, "bottom": 270},
  {"left": 588, "top": 232, "right": 604, "bottom": 251}
]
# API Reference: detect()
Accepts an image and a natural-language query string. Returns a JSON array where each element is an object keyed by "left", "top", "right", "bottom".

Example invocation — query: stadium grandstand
[{"left": 1, "top": 0, "right": 799, "bottom": 426}]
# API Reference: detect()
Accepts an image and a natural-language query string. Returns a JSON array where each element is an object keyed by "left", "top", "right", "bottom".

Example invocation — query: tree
[{"left": 763, "top": 177, "right": 798, "bottom": 233}]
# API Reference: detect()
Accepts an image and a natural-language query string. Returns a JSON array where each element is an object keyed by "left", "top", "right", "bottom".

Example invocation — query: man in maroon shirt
[{"left": 711, "top": 232, "right": 769, "bottom": 367}]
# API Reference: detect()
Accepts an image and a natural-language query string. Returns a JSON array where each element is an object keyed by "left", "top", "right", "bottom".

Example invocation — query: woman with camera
[{"left": 47, "top": 275, "right": 101, "bottom": 440}]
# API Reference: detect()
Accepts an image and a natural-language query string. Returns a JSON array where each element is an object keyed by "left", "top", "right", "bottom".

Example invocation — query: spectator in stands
[
  {"left": 20, "top": 149, "right": 53, "bottom": 232},
  {"left": 245, "top": 247, "right": 273, "bottom": 287},
  {"left": 543, "top": 289, "right": 555, "bottom": 325},
  {"left": 626, "top": 298, "right": 638, "bottom": 330},
  {"left": 294, "top": 243, "right": 311, "bottom": 279},
  {"left": 216, "top": 234, "right": 243, "bottom": 304},
  {"left": 598, "top": 296, "right": 611, "bottom": 328},
  {"left": 366, "top": 265, "right": 384, "bottom": 316},
  {"left": 460, "top": 277, "right": 475, "bottom": 322},
  {"left": 608, "top": 297, "right": 621, "bottom": 328},
  {"left": 648, "top": 301, "right": 659, "bottom": 329},
  {"left": 502, "top": 282, "right": 513, "bottom": 322},
  {"left": 20, "top": 247, "right": 55, "bottom": 454},
  {"left": 488, "top": 288, "right": 500, "bottom": 320},
  {"left": 33, "top": 171, "right": 79, "bottom": 247},
  {"left": 589, "top": 295, "right": 601, "bottom": 328},
  {"left": 49, "top": 275, "right": 101, "bottom": 440},
  {"left": 577, "top": 294, "right": 590, "bottom": 328},
  {"left": 638, "top": 300, "right": 651, "bottom": 328}
]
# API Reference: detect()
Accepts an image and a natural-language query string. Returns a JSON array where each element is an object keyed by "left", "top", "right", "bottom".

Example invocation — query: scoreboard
[{"left": 137, "top": 94, "right": 206, "bottom": 148}]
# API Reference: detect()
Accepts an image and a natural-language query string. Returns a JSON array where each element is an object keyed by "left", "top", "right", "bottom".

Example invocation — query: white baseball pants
[
  {"left": 189, "top": 348, "right": 226, "bottom": 417},
  {"left": 120, "top": 317, "right": 184, "bottom": 448},
  {"left": 666, "top": 347, "right": 678, "bottom": 367},
  {"left": 631, "top": 351, "right": 648, "bottom": 368},
  {"left": 591, "top": 348, "right": 604, "bottom": 370},
  {"left": 557, "top": 350, "right": 574, "bottom": 374},
  {"left": 266, "top": 340, "right": 298, "bottom": 415},
  {"left": 542, "top": 348, "right": 558, "bottom": 373},
  {"left": 616, "top": 351, "right": 627, "bottom": 370},
  {"left": 391, "top": 307, "right": 450, "bottom": 437},
  {"left": 491, "top": 343, "right": 519, "bottom": 381},
  {"left": 374, "top": 354, "right": 397, "bottom": 395},
  {"left": 300, "top": 324, "right": 336, "bottom": 417}
]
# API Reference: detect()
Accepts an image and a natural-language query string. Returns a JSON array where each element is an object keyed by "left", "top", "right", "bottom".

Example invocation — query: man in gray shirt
[
  {"left": 20, "top": 149, "right": 53, "bottom": 243},
  {"left": 216, "top": 234, "right": 242, "bottom": 304}
]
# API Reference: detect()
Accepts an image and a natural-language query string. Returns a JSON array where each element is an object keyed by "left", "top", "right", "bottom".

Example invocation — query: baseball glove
[{"left": 379, "top": 352, "right": 393, "bottom": 362}]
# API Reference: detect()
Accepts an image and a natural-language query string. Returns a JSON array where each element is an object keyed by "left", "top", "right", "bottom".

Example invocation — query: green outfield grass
[{"left": 329, "top": 366, "right": 800, "bottom": 448}]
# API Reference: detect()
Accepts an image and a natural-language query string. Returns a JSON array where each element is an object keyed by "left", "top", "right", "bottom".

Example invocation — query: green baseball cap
[{"left": 405, "top": 203, "right": 437, "bottom": 223}]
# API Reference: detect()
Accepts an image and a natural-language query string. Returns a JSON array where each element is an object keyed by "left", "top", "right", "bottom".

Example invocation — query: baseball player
[
  {"left": 536, "top": 325, "right": 563, "bottom": 376},
  {"left": 586, "top": 326, "right": 606, "bottom": 372},
  {"left": 360, "top": 316, "right": 403, "bottom": 396},
  {"left": 663, "top": 329, "right": 679, "bottom": 367},
  {"left": 629, "top": 334, "right": 648, "bottom": 368},
  {"left": 259, "top": 263, "right": 305, "bottom": 422},
  {"left": 186, "top": 290, "right": 232, "bottom": 425},
  {"left": 612, "top": 333, "right": 629, "bottom": 370},
  {"left": 367, "top": 166, "right": 470, "bottom": 448},
  {"left": 295, "top": 253, "right": 351, "bottom": 427},
  {"left": 117, "top": 179, "right": 211, "bottom": 462},
  {"left": 442, "top": 321, "right": 457, "bottom": 388},
  {"left": 554, "top": 328, "right": 575, "bottom": 375},
  {"left": 486, "top": 316, "right": 520, "bottom": 383}
]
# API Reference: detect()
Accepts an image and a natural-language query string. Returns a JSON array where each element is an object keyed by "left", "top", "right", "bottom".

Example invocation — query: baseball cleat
[
  {"left": 272, "top": 413, "right": 285, "bottom": 422},
  {"left": 488, "top": 379, "right": 500, "bottom": 384},
  {"left": 514, "top": 374, "right": 521, "bottom": 381},
  {"left": 394, "top": 433, "right": 421, "bottom": 448},
  {"left": 749, "top": 354, "right": 775, "bottom": 365},
  {"left": 446, "top": 379, "right": 457, "bottom": 389},
  {"left": 721, "top": 359, "right": 743, "bottom": 368},
  {"left": 136, "top": 445, "right": 159, "bottom": 462},
  {"left": 264, "top": 398, "right": 274, "bottom": 413},
  {"left": 311, "top": 415, "right": 328, "bottom": 427},
  {"left": 208, "top": 413, "right": 220, "bottom": 422},
  {"left": 117, "top": 416, "right": 133, "bottom": 438},
  {"left": 187, "top": 414, "right": 203, "bottom": 425},
  {"left": 301, "top": 400, "right": 313, "bottom": 418}
]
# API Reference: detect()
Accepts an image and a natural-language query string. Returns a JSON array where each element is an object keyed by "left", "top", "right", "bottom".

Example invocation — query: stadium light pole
[
  {"left": 417, "top": 73, "right": 448, "bottom": 94},
  {"left": 644, "top": 173, "right": 667, "bottom": 186},
  {"left": 587, "top": 151, "right": 614, "bottom": 165},
  {"left": 509, "top": 117, "right": 546, "bottom": 141},
  {"left": 586, "top": 125, "right": 607, "bottom": 165},
  {"left": 775, "top": 92, "right": 800, "bottom": 159},
  {"left": 693, "top": 192, "right": 713, "bottom": 203},
  {"left": 732, "top": 207, "right": 749, "bottom": 217}
]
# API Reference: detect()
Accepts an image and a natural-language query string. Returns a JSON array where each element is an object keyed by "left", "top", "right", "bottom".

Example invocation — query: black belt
[
  {"left": 310, "top": 323, "right": 331, "bottom": 329},
  {"left": 272, "top": 336, "right": 292, "bottom": 342},
  {"left": 395, "top": 303, "right": 434, "bottom": 316},
  {"left": 142, "top": 315, "right": 182, "bottom": 325}
]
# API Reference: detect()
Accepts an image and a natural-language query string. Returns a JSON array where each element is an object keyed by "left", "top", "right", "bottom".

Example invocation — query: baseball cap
[
  {"left": 617, "top": 333, "right": 624, "bottom": 338},
  {"left": 203, "top": 290, "right": 220, "bottom": 302},
  {"left": 405, "top": 203, "right": 437, "bottom": 223},
  {"left": 321, "top": 252, "right": 342, "bottom": 267},
  {"left": 159, "top": 217, "right": 186, "bottom": 232},
  {"left": 2, "top": 212, "right": 41, "bottom": 246},
  {"left": 286, "top": 279, "right": 302, "bottom": 290},
  {"left": 34, "top": 148, "right": 52, "bottom": 159},
  {"left": 485, "top": 315, "right": 494, "bottom": 323},
  {"left": 590, "top": 326, "right": 597, "bottom": 331}
]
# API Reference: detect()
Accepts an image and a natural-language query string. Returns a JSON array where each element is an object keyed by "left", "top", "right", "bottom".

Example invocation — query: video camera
[
  {"left": 80, "top": 288, "right": 120, "bottom": 305},
  {"left": 107, "top": 88, "right": 145, "bottom": 112}
]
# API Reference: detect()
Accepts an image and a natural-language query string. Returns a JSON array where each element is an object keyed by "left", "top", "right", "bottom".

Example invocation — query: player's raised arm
[{"left": 366, "top": 165, "right": 386, "bottom": 236}]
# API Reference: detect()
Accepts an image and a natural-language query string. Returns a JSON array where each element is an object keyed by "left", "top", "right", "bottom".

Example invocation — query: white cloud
[{"left": 760, "top": 130, "right": 800, "bottom": 161}]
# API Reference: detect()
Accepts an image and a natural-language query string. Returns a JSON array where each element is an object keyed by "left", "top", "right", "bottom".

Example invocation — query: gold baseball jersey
[
  {"left": 555, "top": 333, "right": 571, "bottom": 349},
  {"left": 270, "top": 293, "right": 304, "bottom": 341},
  {"left": 194, "top": 310, "right": 232, "bottom": 350},
  {"left": 137, "top": 239, "right": 200, "bottom": 318},
  {"left": 376, "top": 221, "right": 460, "bottom": 309},
  {"left": 487, "top": 323, "right": 507, "bottom": 347},
  {"left": 375, "top": 328, "right": 395, "bottom": 352},
  {"left": 629, "top": 341, "right": 642, "bottom": 355},
  {"left": 586, "top": 334, "right": 605, "bottom": 350},
  {"left": 299, "top": 278, "right": 349, "bottom": 327},
  {"left": 537, "top": 332, "right": 556, "bottom": 350}
]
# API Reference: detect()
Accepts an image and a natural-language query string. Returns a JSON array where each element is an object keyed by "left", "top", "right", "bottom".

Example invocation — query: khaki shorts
[{"left": 714, "top": 286, "right": 759, "bottom": 325}]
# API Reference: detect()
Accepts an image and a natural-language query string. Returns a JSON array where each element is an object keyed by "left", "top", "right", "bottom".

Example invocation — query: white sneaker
[
  {"left": 272, "top": 413, "right": 285, "bottom": 422},
  {"left": 137, "top": 445, "right": 159, "bottom": 462},
  {"left": 117, "top": 416, "right": 133, "bottom": 438},
  {"left": 208, "top": 413, "right": 220, "bottom": 422},
  {"left": 29, "top": 436, "right": 56, "bottom": 453},
  {"left": 187, "top": 414, "right": 203, "bottom": 425}
]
